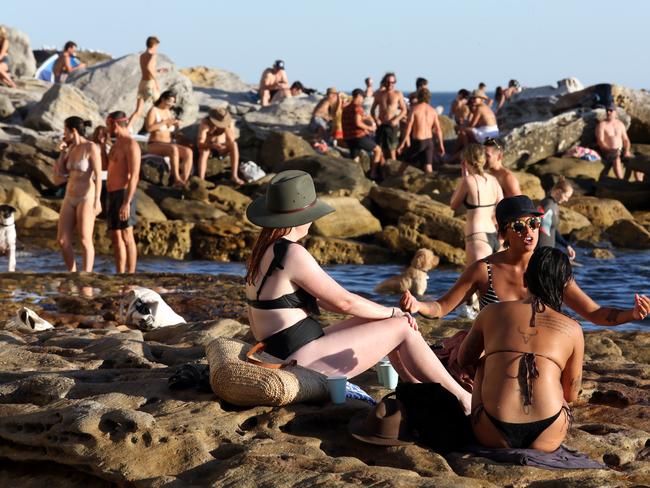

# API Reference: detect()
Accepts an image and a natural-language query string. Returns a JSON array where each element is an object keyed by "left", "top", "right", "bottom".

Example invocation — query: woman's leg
[
  {"left": 290, "top": 316, "right": 471, "bottom": 413},
  {"left": 148, "top": 142, "right": 181, "bottom": 185},
  {"left": 76, "top": 197, "right": 96, "bottom": 272},
  {"left": 197, "top": 148, "right": 210, "bottom": 180},
  {"left": 178, "top": 145, "right": 193, "bottom": 182},
  {"left": 57, "top": 200, "right": 77, "bottom": 272},
  {"left": 465, "top": 235, "right": 493, "bottom": 267}
]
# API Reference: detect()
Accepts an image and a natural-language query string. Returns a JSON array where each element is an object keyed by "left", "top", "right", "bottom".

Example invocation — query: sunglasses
[
  {"left": 484, "top": 137, "right": 502, "bottom": 151},
  {"left": 507, "top": 217, "right": 541, "bottom": 234}
]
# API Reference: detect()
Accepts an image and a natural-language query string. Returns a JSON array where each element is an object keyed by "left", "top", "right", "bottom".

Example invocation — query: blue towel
[{"left": 346, "top": 382, "right": 377, "bottom": 406}]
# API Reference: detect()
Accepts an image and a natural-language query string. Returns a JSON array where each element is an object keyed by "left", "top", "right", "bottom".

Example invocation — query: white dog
[{"left": 0, "top": 205, "right": 17, "bottom": 272}]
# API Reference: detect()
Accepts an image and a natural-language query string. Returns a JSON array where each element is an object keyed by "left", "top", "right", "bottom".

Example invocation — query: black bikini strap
[
  {"left": 482, "top": 258, "right": 494, "bottom": 287},
  {"left": 255, "top": 239, "right": 291, "bottom": 301}
]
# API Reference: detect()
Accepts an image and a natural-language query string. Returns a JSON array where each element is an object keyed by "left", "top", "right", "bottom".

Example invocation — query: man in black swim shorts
[{"left": 371, "top": 72, "right": 407, "bottom": 160}]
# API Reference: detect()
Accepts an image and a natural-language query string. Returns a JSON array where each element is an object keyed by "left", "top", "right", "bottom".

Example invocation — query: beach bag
[
  {"left": 239, "top": 161, "right": 266, "bottom": 182},
  {"left": 206, "top": 337, "right": 329, "bottom": 407},
  {"left": 120, "top": 287, "right": 186, "bottom": 330}
]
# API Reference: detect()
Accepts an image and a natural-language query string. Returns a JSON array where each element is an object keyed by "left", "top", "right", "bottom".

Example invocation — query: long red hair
[{"left": 246, "top": 227, "right": 291, "bottom": 285}]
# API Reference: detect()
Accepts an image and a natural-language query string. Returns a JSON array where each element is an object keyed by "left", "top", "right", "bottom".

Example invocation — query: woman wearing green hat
[{"left": 245, "top": 170, "right": 472, "bottom": 414}]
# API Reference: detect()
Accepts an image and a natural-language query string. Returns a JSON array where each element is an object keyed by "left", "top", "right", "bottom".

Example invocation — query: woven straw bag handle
[{"left": 246, "top": 342, "right": 298, "bottom": 369}]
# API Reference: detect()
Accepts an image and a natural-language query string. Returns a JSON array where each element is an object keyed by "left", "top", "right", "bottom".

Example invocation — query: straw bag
[{"left": 206, "top": 337, "right": 329, "bottom": 407}]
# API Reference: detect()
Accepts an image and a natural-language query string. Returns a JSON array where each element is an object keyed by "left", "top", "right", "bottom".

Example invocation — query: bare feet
[{"left": 231, "top": 176, "right": 245, "bottom": 186}]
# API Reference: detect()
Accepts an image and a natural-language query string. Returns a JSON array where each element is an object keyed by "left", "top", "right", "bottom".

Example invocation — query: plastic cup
[
  {"left": 376, "top": 356, "right": 389, "bottom": 385},
  {"left": 327, "top": 376, "right": 347, "bottom": 404},
  {"left": 378, "top": 362, "right": 399, "bottom": 389}
]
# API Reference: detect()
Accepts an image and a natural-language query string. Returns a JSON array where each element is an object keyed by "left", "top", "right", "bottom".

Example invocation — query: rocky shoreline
[{"left": 0, "top": 272, "right": 648, "bottom": 487}]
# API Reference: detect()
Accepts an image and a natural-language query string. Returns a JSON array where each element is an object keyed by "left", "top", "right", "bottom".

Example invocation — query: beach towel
[{"left": 465, "top": 444, "right": 607, "bottom": 470}]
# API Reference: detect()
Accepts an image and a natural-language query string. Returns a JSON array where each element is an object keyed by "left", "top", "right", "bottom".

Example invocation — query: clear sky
[{"left": 5, "top": 0, "right": 649, "bottom": 92}]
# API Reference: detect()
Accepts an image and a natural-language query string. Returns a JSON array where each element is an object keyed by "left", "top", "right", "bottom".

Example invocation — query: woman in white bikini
[
  {"left": 145, "top": 90, "right": 193, "bottom": 187},
  {"left": 54, "top": 117, "right": 102, "bottom": 272},
  {"left": 451, "top": 143, "right": 503, "bottom": 267}
]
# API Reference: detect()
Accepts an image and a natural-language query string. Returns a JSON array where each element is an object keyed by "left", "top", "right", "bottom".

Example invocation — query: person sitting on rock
[
  {"left": 342, "top": 88, "right": 384, "bottom": 181},
  {"left": 53, "top": 117, "right": 102, "bottom": 272},
  {"left": 596, "top": 103, "right": 637, "bottom": 181},
  {"left": 537, "top": 177, "right": 576, "bottom": 260},
  {"left": 459, "top": 90, "right": 499, "bottom": 145},
  {"left": 145, "top": 90, "right": 193, "bottom": 187},
  {"left": 0, "top": 27, "right": 17, "bottom": 88},
  {"left": 259, "top": 60, "right": 290, "bottom": 107},
  {"left": 52, "top": 41, "right": 86, "bottom": 83},
  {"left": 309, "top": 87, "right": 338, "bottom": 141},
  {"left": 450, "top": 89, "right": 471, "bottom": 128},
  {"left": 401, "top": 195, "right": 650, "bottom": 326},
  {"left": 503, "top": 79, "right": 521, "bottom": 101},
  {"left": 245, "top": 170, "right": 472, "bottom": 414},
  {"left": 196, "top": 107, "right": 243, "bottom": 185},
  {"left": 128, "top": 36, "right": 168, "bottom": 131},
  {"left": 289, "top": 81, "right": 315, "bottom": 97},
  {"left": 458, "top": 247, "right": 584, "bottom": 452},
  {"left": 483, "top": 137, "right": 521, "bottom": 198}
]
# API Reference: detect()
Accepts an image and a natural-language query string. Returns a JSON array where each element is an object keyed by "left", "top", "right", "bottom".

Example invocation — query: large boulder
[
  {"left": 282, "top": 155, "right": 372, "bottom": 198},
  {"left": 25, "top": 205, "right": 59, "bottom": 220},
  {"left": 0, "top": 25, "right": 36, "bottom": 78},
  {"left": 566, "top": 196, "right": 633, "bottom": 229},
  {"left": 67, "top": 54, "right": 198, "bottom": 125},
  {"left": 159, "top": 197, "right": 226, "bottom": 221},
  {"left": 0, "top": 173, "right": 38, "bottom": 196},
  {"left": 398, "top": 211, "right": 465, "bottom": 249},
  {"left": 528, "top": 157, "right": 604, "bottom": 181},
  {"left": 311, "top": 196, "right": 382, "bottom": 239},
  {"left": 135, "top": 188, "right": 167, "bottom": 222},
  {"left": 260, "top": 131, "right": 316, "bottom": 171},
  {"left": 181, "top": 66, "right": 257, "bottom": 117},
  {"left": 136, "top": 220, "right": 194, "bottom": 259},
  {"left": 512, "top": 171, "right": 545, "bottom": 200},
  {"left": 605, "top": 219, "right": 650, "bottom": 249},
  {"left": 303, "top": 236, "right": 391, "bottom": 265},
  {"left": 595, "top": 179, "right": 650, "bottom": 211},
  {"left": 377, "top": 225, "right": 465, "bottom": 266},
  {"left": 558, "top": 207, "right": 591, "bottom": 235},
  {"left": 181, "top": 66, "right": 253, "bottom": 91},
  {"left": 369, "top": 186, "right": 453, "bottom": 222},
  {"left": 439, "top": 115, "right": 456, "bottom": 140},
  {"left": 191, "top": 216, "right": 257, "bottom": 262},
  {"left": 0, "top": 95, "right": 14, "bottom": 119},
  {"left": 0, "top": 141, "right": 58, "bottom": 189},
  {"left": 242, "top": 96, "right": 319, "bottom": 139},
  {"left": 25, "top": 84, "right": 103, "bottom": 132},
  {"left": 3, "top": 187, "right": 39, "bottom": 219}
]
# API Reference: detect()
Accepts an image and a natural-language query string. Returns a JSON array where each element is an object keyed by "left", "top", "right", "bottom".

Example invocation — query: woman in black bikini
[
  {"left": 245, "top": 170, "right": 472, "bottom": 413},
  {"left": 457, "top": 247, "right": 583, "bottom": 452},
  {"left": 401, "top": 195, "right": 650, "bottom": 326},
  {"left": 450, "top": 143, "right": 503, "bottom": 267}
]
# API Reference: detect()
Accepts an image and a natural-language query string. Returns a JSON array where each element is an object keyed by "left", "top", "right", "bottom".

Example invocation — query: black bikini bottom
[{"left": 262, "top": 316, "right": 325, "bottom": 360}]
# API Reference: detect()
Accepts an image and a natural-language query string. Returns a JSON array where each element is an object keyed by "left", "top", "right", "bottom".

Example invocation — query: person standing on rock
[
  {"left": 401, "top": 195, "right": 650, "bottom": 327},
  {"left": 53, "top": 117, "right": 102, "bottom": 272},
  {"left": 451, "top": 89, "right": 471, "bottom": 127},
  {"left": 128, "top": 36, "right": 168, "bottom": 130},
  {"left": 364, "top": 77, "right": 374, "bottom": 99},
  {"left": 537, "top": 177, "right": 576, "bottom": 260},
  {"left": 309, "top": 87, "right": 338, "bottom": 142},
  {"left": 407, "top": 77, "right": 428, "bottom": 106},
  {"left": 52, "top": 41, "right": 86, "bottom": 83},
  {"left": 342, "top": 89, "right": 385, "bottom": 181},
  {"left": 106, "top": 111, "right": 140, "bottom": 273},
  {"left": 396, "top": 88, "right": 444, "bottom": 175},
  {"left": 596, "top": 103, "right": 634, "bottom": 181},
  {"left": 259, "top": 60, "right": 290, "bottom": 107},
  {"left": 245, "top": 170, "right": 472, "bottom": 414},
  {"left": 476, "top": 82, "right": 494, "bottom": 107},
  {"left": 483, "top": 137, "right": 521, "bottom": 198},
  {"left": 371, "top": 72, "right": 407, "bottom": 161},
  {"left": 196, "top": 107, "right": 243, "bottom": 185},
  {"left": 0, "top": 27, "right": 16, "bottom": 88}
]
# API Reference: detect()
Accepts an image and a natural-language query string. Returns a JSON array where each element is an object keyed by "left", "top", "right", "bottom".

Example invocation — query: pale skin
[
  {"left": 458, "top": 97, "right": 497, "bottom": 147},
  {"left": 596, "top": 110, "right": 637, "bottom": 181},
  {"left": 0, "top": 37, "right": 16, "bottom": 88},
  {"left": 54, "top": 129, "right": 102, "bottom": 272},
  {"left": 458, "top": 297, "right": 584, "bottom": 452},
  {"left": 401, "top": 215, "right": 650, "bottom": 325},
  {"left": 450, "top": 163, "right": 502, "bottom": 266},
  {"left": 349, "top": 95, "right": 384, "bottom": 177},
  {"left": 364, "top": 78, "right": 374, "bottom": 99},
  {"left": 397, "top": 99, "right": 445, "bottom": 174},
  {"left": 550, "top": 187, "right": 576, "bottom": 260},
  {"left": 146, "top": 95, "right": 193, "bottom": 186},
  {"left": 259, "top": 67, "right": 290, "bottom": 107},
  {"left": 52, "top": 46, "right": 86, "bottom": 81},
  {"left": 484, "top": 145, "right": 521, "bottom": 198},
  {"left": 107, "top": 120, "right": 141, "bottom": 273},
  {"left": 371, "top": 76, "right": 407, "bottom": 160},
  {"left": 128, "top": 42, "right": 167, "bottom": 129},
  {"left": 311, "top": 92, "right": 338, "bottom": 139},
  {"left": 451, "top": 96, "right": 470, "bottom": 128},
  {"left": 246, "top": 224, "right": 472, "bottom": 414},
  {"left": 196, "top": 118, "right": 242, "bottom": 184}
]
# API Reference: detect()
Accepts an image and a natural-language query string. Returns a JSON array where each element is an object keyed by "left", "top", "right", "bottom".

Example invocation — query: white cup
[
  {"left": 378, "top": 362, "right": 399, "bottom": 389},
  {"left": 327, "top": 376, "right": 347, "bottom": 404}
]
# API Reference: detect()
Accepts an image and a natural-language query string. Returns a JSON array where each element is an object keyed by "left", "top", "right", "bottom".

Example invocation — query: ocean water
[{"left": 7, "top": 246, "right": 649, "bottom": 332}]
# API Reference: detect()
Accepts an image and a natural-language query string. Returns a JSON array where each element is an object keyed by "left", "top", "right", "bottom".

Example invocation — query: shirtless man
[
  {"left": 503, "top": 79, "right": 520, "bottom": 102},
  {"left": 52, "top": 41, "right": 86, "bottom": 83},
  {"left": 407, "top": 77, "right": 428, "bottom": 106},
  {"left": 196, "top": 107, "right": 243, "bottom": 185},
  {"left": 460, "top": 90, "right": 499, "bottom": 145},
  {"left": 106, "top": 111, "right": 141, "bottom": 273},
  {"left": 397, "top": 88, "right": 444, "bottom": 175},
  {"left": 371, "top": 72, "right": 407, "bottom": 160},
  {"left": 596, "top": 103, "right": 635, "bottom": 181},
  {"left": 450, "top": 89, "right": 471, "bottom": 129},
  {"left": 477, "top": 82, "right": 494, "bottom": 107},
  {"left": 259, "top": 60, "right": 290, "bottom": 107},
  {"left": 309, "top": 87, "right": 338, "bottom": 140},
  {"left": 483, "top": 137, "right": 521, "bottom": 197},
  {"left": 128, "top": 36, "right": 167, "bottom": 129}
]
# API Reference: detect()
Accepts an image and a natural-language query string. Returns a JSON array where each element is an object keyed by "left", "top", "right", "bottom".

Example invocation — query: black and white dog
[{"left": 0, "top": 205, "right": 17, "bottom": 272}]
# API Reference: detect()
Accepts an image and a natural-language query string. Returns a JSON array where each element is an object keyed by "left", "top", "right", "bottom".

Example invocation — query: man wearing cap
[
  {"left": 259, "top": 60, "right": 290, "bottom": 107},
  {"left": 596, "top": 103, "right": 636, "bottom": 181},
  {"left": 460, "top": 90, "right": 499, "bottom": 145},
  {"left": 197, "top": 107, "right": 242, "bottom": 185},
  {"left": 309, "top": 87, "right": 338, "bottom": 140}
]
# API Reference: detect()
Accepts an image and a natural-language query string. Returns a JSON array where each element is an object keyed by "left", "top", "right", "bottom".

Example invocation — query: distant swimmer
[
  {"left": 596, "top": 103, "right": 638, "bottom": 181},
  {"left": 128, "top": 36, "right": 168, "bottom": 130},
  {"left": 371, "top": 72, "right": 407, "bottom": 161},
  {"left": 259, "top": 60, "right": 290, "bottom": 107},
  {"left": 52, "top": 41, "right": 86, "bottom": 83}
]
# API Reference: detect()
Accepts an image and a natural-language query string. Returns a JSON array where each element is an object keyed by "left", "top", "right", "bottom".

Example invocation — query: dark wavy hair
[
  {"left": 155, "top": 90, "right": 176, "bottom": 107},
  {"left": 524, "top": 247, "right": 573, "bottom": 312},
  {"left": 64, "top": 116, "right": 91, "bottom": 137}
]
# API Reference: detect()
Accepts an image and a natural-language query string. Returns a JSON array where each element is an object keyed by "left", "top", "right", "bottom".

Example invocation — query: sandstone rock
[
  {"left": 135, "top": 220, "right": 194, "bottom": 260},
  {"left": 0, "top": 95, "right": 14, "bottom": 119},
  {"left": 311, "top": 196, "right": 382, "bottom": 238},
  {"left": 585, "top": 334, "right": 624, "bottom": 361},
  {"left": 513, "top": 171, "right": 544, "bottom": 200},
  {"left": 4, "top": 187, "right": 39, "bottom": 219},
  {"left": 0, "top": 140, "right": 58, "bottom": 190},
  {"left": 260, "top": 131, "right": 316, "bottom": 170},
  {"left": 135, "top": 188, "right": 167, "bottom": 222},
  {"left": 182, "top": 177, "right": 212, "bottom": 202},
  {"left": 590, "top": 248, "right": 615, "bottom": 259},
  {"left": 369, "top": 186, "right": 453, "bottom": 222},
  {"left": 191, "top": 216, "right": 257, "bottom": 262},
  {"left": 0, "top": 25, "right": 36, "bottom": 77},
  {"left": 181, "top": 66, "right": 253, "bottom": 91},
  {"left": 558, "top": 207, "right": 591, "bottom": 235},
  {"left": 139, "top": 155, "right": 171, "bottom": 186},
  {"left": 282, "top": 155, "right": 372, "bottom": 198},
  {"left": 303, "top": 236, "right": 392, "bottom": 265},
  {"left": 159, "top": 197, "right": 226, "bottom": 221},
  {"left": 25, "top": 84, "right": 103, "bottom": 132},
  {"left": 604, "top": 219, "right": 650, "bottom": 249},
  {"left": 242, "top": 95, "right": 319, "bottom": 139},
  {"left": 208, "top": 185, "right": 252, "bottom": 212},
  {"left": 595, "top": 179, "right": 650, "bottom": 211},
  {"left": 68, "top": 54, "right": 198, "bottom": 126},
  {"left": 399, "top": 211, "right": 465, "bottom": 249},
  {"left": 528, "top": 157, "right": 604, "bottom": 181},
  {"left": 438, "top": 115, "right": 456, "bottom": 140},
  {"left": 25, "top": 205, "right": 59, "bottom": 221},
  {"left": 566, "top": 196, "right": 633, "bottom": 229},
  {"left": 569, "top": 226, "right": 606, "bottom": 248},
  {"left": 377, "top": 225, "right": 466, "bottom": 266},
  {"left": 612, "top": 85, "right": 650, "bottom": 143}
]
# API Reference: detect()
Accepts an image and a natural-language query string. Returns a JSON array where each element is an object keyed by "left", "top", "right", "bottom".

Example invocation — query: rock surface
[
  {"left": 311, "top": 196, "right": 382, "bottom": 239},
  {"left": 283, "top": 155, "right": 372, "bottom": 198},
  {"left": 243, "top": 96, "right": 318, "bottom": 139},
  {"left": 0, "top": 25, "right": 36, "bottom": 78},
  {"left": 566, "top": 196, "right": 634, "bottom": 229},
  {"left": 25, "top": 83, "right": 103, "bottom": 132}
]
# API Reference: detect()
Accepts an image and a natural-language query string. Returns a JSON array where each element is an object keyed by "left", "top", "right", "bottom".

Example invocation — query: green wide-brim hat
[{"left": 246, "top": 170, "right": 335, "bottom": 228}]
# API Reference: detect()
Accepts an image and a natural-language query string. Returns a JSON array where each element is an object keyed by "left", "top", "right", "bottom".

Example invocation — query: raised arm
[{"left": 560, "top": 325, "right": 584, "bottom": 403}]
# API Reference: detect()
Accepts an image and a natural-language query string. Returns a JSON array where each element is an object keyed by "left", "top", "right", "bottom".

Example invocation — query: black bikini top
[
  {"left": 464, "top": 174, "right": 497, "bottom": 210},
  {"left": 246, "top": 238, "right": 320, "bottom": 316}
]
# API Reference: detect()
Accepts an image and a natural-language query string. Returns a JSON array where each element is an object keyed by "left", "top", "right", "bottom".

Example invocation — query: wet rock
[
  {"left": 312, "top": 196, "right": 382, "bottom": 239},
  {"left": 304, "top": 236, "right": 392, "bottom": 265},
  {"left": 283, "top": 155, "right": 372, "bottom": 198},
  {"left": 605, "top": 219, "right": 650, "bottom": 249},
  {"left": 595, "top": 178, "right": 650, "bottom": 211},
  {"left": 260, "top": 131, "right": 316, "bottom": 171},
  {"left": 590, "top": 248, "right": 615, "bottom": 259},
  {"left": 0, "top": 25, "right": 36, "bottom": 77},
  {"left": 25, "top": 84, "right": 103, "bottom": 132},
  {"left": 558, "top": 206, "right": 591, "bottom": 234},
  {"left": 158, "top": 197, "right": 226, "bottom": 222},
  {"left": 566, "top": 196, "right": 633, "bottom": 229}
]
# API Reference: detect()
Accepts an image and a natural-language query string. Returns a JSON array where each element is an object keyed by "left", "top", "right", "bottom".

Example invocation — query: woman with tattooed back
[{"left": 457, "top": 247, "right": 583, "bottom": 452}]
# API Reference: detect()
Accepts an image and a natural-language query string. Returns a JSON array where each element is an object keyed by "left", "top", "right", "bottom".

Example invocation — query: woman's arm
[
  {"left": 53, "top": 146, "right": 69, "bottom": 186},
  {"left": 145, "top": 108, "right": 169, "bottom": 133},
  {"left": 561, "top": 324, "right": 584, "bottom": 403},
  {"left": 90, "top": 143, "right": 102, "bottom": 215},
  {"left": 450, "top": 173, "right": 468, "bottom": 211}
]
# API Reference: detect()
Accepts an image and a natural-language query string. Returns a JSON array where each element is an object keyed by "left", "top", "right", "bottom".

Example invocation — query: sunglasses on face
[{"left": 507, "top": 217, "right": 541, "bottom": 234}]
